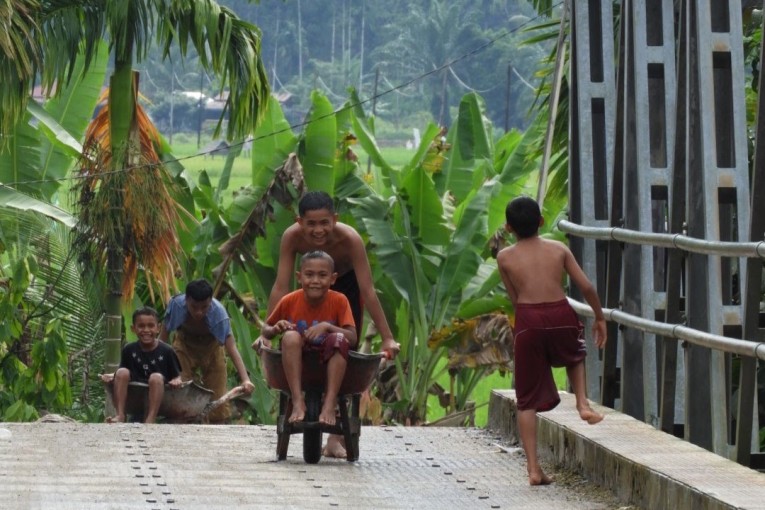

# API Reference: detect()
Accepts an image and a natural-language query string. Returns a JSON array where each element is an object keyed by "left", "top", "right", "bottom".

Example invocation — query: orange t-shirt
[{"left": 267, "top": 289, "right": 356, "bottom": 344}]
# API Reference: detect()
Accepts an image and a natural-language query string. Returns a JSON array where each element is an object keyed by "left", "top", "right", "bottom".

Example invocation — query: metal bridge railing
[
  {"left": 558, "top": 219, "right": 765, "bottom": 362},
  {"left": 566, "top": 298, "right": 765, "bottom": 361},
  {"left": 558, "top": 219, "right": 765, "bottom": 259}
]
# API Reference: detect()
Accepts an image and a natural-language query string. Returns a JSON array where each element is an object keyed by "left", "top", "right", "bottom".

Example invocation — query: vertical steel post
[
  {"left": 683, "top": 0, "right": 750, "bottom": 457},
  {"left": 569, "top": 0, "right": 617, "bottom": 403}
]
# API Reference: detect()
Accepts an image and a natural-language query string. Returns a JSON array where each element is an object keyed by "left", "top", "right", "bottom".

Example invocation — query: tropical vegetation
[{"left": 0, "top": 0, "right": 750, "bottom": 450}]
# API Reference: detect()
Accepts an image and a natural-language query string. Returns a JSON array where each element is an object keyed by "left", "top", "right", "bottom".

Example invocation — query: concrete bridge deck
[
  {"left": 1, "top": 390, "right": 764, "bottom": 509},
  {"left": 1, "top": 421, "right": 620, "bottom": 510}
]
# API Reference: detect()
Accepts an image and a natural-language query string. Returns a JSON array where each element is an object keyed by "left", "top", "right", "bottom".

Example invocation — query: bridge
[{"left": 5, "top": 1, "right": 765, "bottom": 509}]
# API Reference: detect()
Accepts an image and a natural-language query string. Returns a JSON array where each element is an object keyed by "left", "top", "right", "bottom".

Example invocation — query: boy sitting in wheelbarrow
[
  {"left": 260, "top": 250, "right": 357, "bottom": 425},
  {"left": 101, "top": 307, "right": 183, "bottom": 423},
  {"left": 264, "top": 191, "right": 400, "bottom": 457}
]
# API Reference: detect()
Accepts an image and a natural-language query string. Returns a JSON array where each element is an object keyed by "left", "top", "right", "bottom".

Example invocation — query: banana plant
[
  {"left": 347, "top": 92, "right": 567, "bottom": 423},
  {"left": 180, "top": 88, "right": 570, "bottom": 425}
]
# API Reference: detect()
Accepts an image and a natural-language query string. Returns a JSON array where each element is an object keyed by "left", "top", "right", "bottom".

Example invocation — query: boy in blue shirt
[{"left": 160, "top": 279, "right": 254, "bottom": 423}]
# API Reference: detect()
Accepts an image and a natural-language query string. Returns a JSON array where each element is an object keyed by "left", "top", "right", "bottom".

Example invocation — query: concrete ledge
[{"left": 488, "top": 389, "right": 765, "bottom": 510}]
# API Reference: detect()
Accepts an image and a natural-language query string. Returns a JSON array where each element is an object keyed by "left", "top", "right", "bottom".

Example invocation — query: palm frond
[
  {"left": 157, "top": 0, "right": 270, "bottom": 139},
  {"left": 37, "top": 0, "right": 106, "bottom": 96},
  {"left": 0, "top": 0, "right": 40, "bottom": 142},
  {"left": 24, "top": 220, "right": 105, "bottom": 407}
]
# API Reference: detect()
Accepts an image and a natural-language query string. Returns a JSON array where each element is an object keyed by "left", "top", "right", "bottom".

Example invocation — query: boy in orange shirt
[{"left": 261, "top": 251, "right": 357, "bottom": 425}]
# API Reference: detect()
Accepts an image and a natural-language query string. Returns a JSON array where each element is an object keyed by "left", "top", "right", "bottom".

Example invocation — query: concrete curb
[{"left": 488, "top": 389, "right": 765, "bottom": 510}]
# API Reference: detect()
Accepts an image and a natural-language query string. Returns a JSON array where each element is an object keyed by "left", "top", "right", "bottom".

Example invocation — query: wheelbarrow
[
  {"left": 102, "top": 379, "right": 246, "bottom": 423},
  {"left": 259, "top": 347, "right": 385, "bottom": 463}
]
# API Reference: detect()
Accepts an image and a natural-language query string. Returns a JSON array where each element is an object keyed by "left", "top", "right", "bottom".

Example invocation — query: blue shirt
[{"left": 163, "top": 295, "right": 232, "bottom": 345}]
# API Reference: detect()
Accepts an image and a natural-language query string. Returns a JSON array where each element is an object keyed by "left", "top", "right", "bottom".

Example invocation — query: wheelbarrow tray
[
  {"left": 260, "top": 347, "right": 383, "bottom": 394},
  {"left": 104, "top": 381, "right": 214, "bottom": 422}
]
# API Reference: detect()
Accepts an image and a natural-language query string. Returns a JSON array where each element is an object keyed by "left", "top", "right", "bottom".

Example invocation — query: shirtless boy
[
  {"left": 262, "top": 191, "right": 400, "bottom": 456},
  {"left": 261, "top": 250, "right": 357, "bottom": 426},
  {"left": 496, "top": 196, "right": 607, "bottom": 486}
]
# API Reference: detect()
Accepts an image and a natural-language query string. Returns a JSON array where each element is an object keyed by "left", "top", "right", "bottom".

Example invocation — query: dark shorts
[
  {"left": 304, "top": 332, "right": 350, "bottom": 363},
  {"left": 513, "top": 299, "right": 586, "bottom": 412},
  {"left": 332, "top": 270, "right": 363, "bottom": 339}
]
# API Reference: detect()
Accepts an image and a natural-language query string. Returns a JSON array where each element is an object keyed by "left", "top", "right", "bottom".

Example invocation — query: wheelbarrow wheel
[{"left": 303, "top": 390, "right": 323, "bottom": 464}]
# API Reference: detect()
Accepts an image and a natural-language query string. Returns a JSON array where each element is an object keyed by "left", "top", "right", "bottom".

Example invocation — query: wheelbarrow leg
[
  {"left": 276, "top": 392, "right": 291, "bottom": 460},
  {"left": 338, "top": 395, "right": 359, "bottom": 462}
]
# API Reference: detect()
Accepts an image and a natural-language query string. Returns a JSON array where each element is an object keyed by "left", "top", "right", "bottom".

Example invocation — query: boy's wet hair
[
  {"left": 185, "top": 279, "right": 213, "bottom": 301},
  {"left": 506, "top": 196, "right": 542, "bottom": 239},
  {"left": 298, "top": 191, "right": 335, "bottom": 216},
  {"left": 300, "top": 250, "right": 335, "bottom": 271},
  {"left": 132, "top": 306, "right": 160, "bottom": 324}
]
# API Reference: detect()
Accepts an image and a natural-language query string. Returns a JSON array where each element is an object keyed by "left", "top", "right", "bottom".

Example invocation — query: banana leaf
[
  {"left": 431, "top": 181, "right": 492, "bottom": 325},
  {"left": 487, "top": 113, "right": 547, "bottom": 234},
  {"left": 0, "top": 46, "right": 107, "bottom": 200},
  {"left": 435, "top": 92, "right": 493, "bottom": 202},
  {"left": 400, "top": 165, "right": 451, "bottom": 246},
  {"left": 301, "top": 90, "right": 336, "bottom": 193},
  {"left": 252, "top": 95, "right": 297, "bottom": 191},
  {"left": 0, "top": 186, "right": 76, "bottom": 227}
]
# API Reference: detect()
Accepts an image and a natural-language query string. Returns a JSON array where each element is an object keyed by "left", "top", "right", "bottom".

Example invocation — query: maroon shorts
[
  {"left": 513, "top": 299, "right": 586, "bottom": 412},
  {"left": 304, "top": 332, "right": 350, "bottom": 363}
]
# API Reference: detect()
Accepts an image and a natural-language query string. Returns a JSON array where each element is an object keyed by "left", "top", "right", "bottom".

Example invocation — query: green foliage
[
  {"left": 0, "top": 257, "right": 73, "bottom": 422},
  {"left": 165, "top": 84, "right": 570, "bottom": 426}
]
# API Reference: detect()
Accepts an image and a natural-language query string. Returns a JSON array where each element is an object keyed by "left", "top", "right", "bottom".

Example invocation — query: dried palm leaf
[
  {"left": 212, "top": 152, "right": 305, "bottom": 295},
  {"left": 428, "top": 313, "right": 514, "bottom": 372},
  {"left": 72, "top": 83, "right": 183, "bottom": 303}
]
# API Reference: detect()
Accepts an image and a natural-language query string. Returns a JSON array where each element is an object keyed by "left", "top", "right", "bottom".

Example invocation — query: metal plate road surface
[{"left": 0, "top": 423, "right": 626, "bottom": 509}]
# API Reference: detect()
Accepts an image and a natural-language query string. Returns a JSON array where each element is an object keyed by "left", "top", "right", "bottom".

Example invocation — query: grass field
[{"left": 170, "top": 139, "right": 419, "bottom": 201}]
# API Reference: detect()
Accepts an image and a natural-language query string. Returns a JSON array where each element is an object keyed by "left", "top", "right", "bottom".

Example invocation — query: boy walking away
[
  {"left": 101, "top": 307, "right": 183, "bottom": 423},
  {"left": 159, "top": 279, "right": 255, "bottom": 423},
  {"left": 261, "top": 251, "right": 357, "bottom": 427},
  {"left": 497, "top": 197, "right": 607, "bottom": 486}
]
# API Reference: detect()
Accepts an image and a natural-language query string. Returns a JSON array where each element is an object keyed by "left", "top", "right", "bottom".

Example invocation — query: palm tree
[
  {"left": 0, "top": 0, "right": 41, "bottom": 146},
  {"left": 5, "top": 0, "right": 270, "bottom": 375},
  {"left": 371, "top": 1, "right": 488, "bottom": 126}
]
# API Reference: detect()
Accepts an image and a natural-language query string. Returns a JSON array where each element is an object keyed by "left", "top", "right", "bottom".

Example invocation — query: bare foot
[
  {"left": 322, "top": 435, "right": 347, "bottom": 458},
  {"left": 106, "top": 415, "right": 125, "bottom": 424},
  {"left": 529, "top": 469, "right": 554, "bottom": 486},
  {"left": 319, "top": 401, "right": 337, "bottom": 426},
  {"left": 289, "top": 398, "right": 306, "bottom": 423},
  {"left": 578, "top": 405, "right": 604, "bottom": 425}
]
